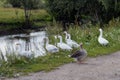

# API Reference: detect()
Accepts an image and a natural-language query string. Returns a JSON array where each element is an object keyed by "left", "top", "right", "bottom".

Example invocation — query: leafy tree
[
  {"left": 46, "top": 0, "right": 120, "bottom": 29},
  {"left": 0, "top": 0, "right": 10, "bottom": 7},
  {"left": 7, "top": 0, "right": 21, "bottom": 7},
  {"left": 45, "top": 0, "right": 105, "bottom": 29},
  {"left": 7, "top": 0, "right": 44, "bottom": 9},
  {"left": 6, "top": 0, "right": 40, "bottom": 28},
  {"left": 99, "top": 0, "right": 120, "bottom": 22},
  {"left": 6, "top": 0, "right": 45, "bottom": 28},
  {"left": 45, "top": 0, "right": 88, "bottom": 30}
]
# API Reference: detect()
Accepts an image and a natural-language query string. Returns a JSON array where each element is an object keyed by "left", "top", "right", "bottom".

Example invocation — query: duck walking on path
[{"left": 70, "top": 43, "right": 87, "bottom": 64}]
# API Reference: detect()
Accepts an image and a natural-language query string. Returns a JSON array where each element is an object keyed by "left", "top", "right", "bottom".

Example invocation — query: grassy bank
[
  {"left": 68, "top": 26, "right": 120, "bottom": 57},
  {"left": 47, "top": 19, "right": 120, "bottom": 57},
  {"left": 0, "top": 9, "right": 120, "bottom": 77},
  {"left": 0, "top": 51, "right": 73, "bottom": 77},
  {"left": 0, "top": 19, "right": 120, "bottom": 77},
  {"left": 0, "top": 8, "right": 51, "bottom": 23},
  {"left": 0, "top": 8, "right": 52, "bottom": 32}
]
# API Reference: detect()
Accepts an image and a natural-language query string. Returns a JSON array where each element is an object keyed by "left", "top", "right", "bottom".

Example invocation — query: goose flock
[{"left": 0, "top": 28, "right": 109, "bottom": 63}]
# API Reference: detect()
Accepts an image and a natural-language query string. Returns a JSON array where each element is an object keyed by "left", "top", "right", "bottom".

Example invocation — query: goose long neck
[
  {"left": 80, "top": 45, "right": 83, "bottom": 49},
  {"left": 68, "top": 34, "right": 71, "bottom": 40},
  {"left": 59, "top": 36, "right": 62, "bottom": 43},
  {"left": 100, "top": 30, "right": 103, "bottom": 37}
]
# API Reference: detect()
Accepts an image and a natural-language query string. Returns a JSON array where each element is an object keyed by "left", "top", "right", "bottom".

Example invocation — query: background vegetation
[
  {"left": 46, "top": 0, "right": 120, "bottom": 30},
  {"left": 0, "top": 0, "right": 120, "bottom": 78},
  {"left": 0, "top": 19, "right": 120, "bottom": 77},
  {"left": 0, "top": 0, "right": 120, "bottom": 30}
]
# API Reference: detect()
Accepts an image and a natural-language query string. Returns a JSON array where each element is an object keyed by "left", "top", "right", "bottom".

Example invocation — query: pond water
[{"left": 0, "top": 31, "right": 47, "bottom": 61}]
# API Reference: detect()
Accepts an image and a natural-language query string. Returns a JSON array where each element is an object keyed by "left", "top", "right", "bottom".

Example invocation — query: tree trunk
[{"left": 23, "top": 0, "right": 31, "bottom": 29}]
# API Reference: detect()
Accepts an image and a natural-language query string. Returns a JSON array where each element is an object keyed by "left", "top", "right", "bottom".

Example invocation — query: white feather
[
  {"left": 57, "top": 35, "right": 72, "bottom": 51},
  {"left": 45, "top": 37, "right": 59, "bottom": 53},
  {"left": 64, "top": 31, "right": 79, "bottom": 48},
  {"left": 98, "top": 28, "right": 109, "bottom": 45}
]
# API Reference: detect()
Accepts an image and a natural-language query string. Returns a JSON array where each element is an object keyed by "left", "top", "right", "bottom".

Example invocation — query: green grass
[
  {"left": 0, "top": 16, "right": 120, "bottom": 77},
  {"left": 46, "top": 18, "right": 120, "bottom": 57},
  {"left": 0, "top": 51, "right": 73, "bottom": 77},
  {"left": 0, "top": 8, "right": 52, "bottom": 31},
  {"left": 0, "top": 8, "right": 51, "bottom": 24},
  {"left": 0, "top": 0, "right": 6, "bottom": 7},
  {"left": 67, "top": 21, "right": 120, "bottom": 57},
  {"left": 0, "top": 8, "right": 24, "bottom": 23}
]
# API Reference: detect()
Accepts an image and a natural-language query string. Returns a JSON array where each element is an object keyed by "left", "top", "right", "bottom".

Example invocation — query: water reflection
[{"left": 0, "top": 31, "right": 46, "bottom": 61}]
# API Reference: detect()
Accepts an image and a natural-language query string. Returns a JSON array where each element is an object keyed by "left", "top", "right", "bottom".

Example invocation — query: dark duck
[{"left": 70, "top": 43, "right": 87, "bottom": 63}]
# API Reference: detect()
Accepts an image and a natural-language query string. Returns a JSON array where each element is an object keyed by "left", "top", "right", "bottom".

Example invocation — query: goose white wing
[
  {"left": 66, "top": 39, "right": 79, "bottom": 48},
  {"left": 57, "top": 43, "right": 72, "bottom": 51},
  {"left": 46, "top": 44, "right": 59, "bottom": 53},
  {"left": 98, "top": 37, "right": 109, "bottom": 45},
  {"left": 19, "top": 51, "right": 33, "bottom": 58}
]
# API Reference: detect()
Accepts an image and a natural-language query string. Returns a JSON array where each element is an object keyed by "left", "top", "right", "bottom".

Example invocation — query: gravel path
[{"left": 5, "top": 51, "right": 120, "bottom": 80}]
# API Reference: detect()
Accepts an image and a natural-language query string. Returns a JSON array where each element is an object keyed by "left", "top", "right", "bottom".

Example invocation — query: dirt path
[{"left": 6, "top": 51, "right": 120, "bottom": 80}]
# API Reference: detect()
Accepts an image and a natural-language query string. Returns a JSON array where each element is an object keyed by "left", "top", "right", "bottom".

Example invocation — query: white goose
[
  {"left": 98, "top": 28, "right": 109, "bottom": 45},
  {"left": 57, "top": 35, "right": 72, "bottom": 51},
  {"left": 44, "top": 37, "right": 59, "bottom": 53},
  {"left": 64, "top": 31, "right": 79, "bottom": 48},
  {"left": 54, "top": 35, "right": 58, "bottom": 46}
]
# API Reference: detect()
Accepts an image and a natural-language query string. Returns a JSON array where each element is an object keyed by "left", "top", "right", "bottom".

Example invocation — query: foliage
[
  {"left": 0, "top": 8, "right": 24, "bottom": 24},
  {"left": 0, "top": 20, "right": 120, "bottom": 77},
  {"left": 6, "top": 0, "right": 45, "bottom": 9},
  {"left": 45, "top": 0, "right": 120, "bottom": 24},
  {"left": 4, "top": 0, "right": 46, "bottom": 29},
  {"left": 45, "top": 0, "right": 86, "bottom": 22},
  {"left": 46, "top": 18, "right": 120, "bottom": 57},
  {"left": 99, "top": 0, "right": 120, "bottom": 22},
  {"left": 0, "top": 0, "right": 120, "bottom": 77},
  {"left": 0, "top": 0, "right": 11, "bottom": 8},
  {"left": 0, "top": 51, "right": 73, "bottom": 77}
]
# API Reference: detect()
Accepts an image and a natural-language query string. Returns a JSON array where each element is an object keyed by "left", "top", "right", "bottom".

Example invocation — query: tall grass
[
  {"left": 67, "top": 19, "right": 120, "bottom": 57},
  {"left": 0, "top": 51, "right": 73, "bottom": 77},
  {"left": 46, "top": 18, "right": 120, "bottom": 57}
]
